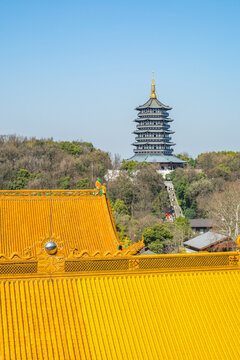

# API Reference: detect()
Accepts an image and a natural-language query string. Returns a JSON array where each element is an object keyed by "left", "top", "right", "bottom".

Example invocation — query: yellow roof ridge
[
  {"left": 0, "top": 251, "right": 239, "bottom": 278},
  {"left": 0, "top": 240, "right": 145, "bottom": 263},
  {"left": 0, "top": 189, "right": 96, "bottom": 196}
]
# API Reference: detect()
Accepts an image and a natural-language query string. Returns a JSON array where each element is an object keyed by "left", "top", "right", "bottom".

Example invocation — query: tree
[
  {"left": 57, "top": 176, "right": 70, "bottom": 189},
  {"left": 133, "top": 165, "right": 167, "bottom": 214},
  {"left": 148, "top": 240, "right": 165, "bottom": 253},
  {"left": 165, "top": 217, "right": 192, "bottom": 252},
  {"left": 184, "top": 208, "right": 196, "bottom": 219},
  {"left": 143, "top": 224, "right": 173, "bottom": 253},
  {"left": 107, "top": 172, "right": 139, "bottom": 215},
  {"left": 0, "top": 136, "right": 112, "bottom": 190},
  {"left": 187, "top": 178, "right": 214, "bottom": 200},
  {"left": 120, "top": 160, "right": 139, "bottom": 173},
  {"left": 112, "top": 154, "right": 121, "bottom": 170},
  {"left": 76, "top": 178, "right": 90, "bottom": 189},
  {"left": 203, "top": 183, "right": 240, "bottom": 238},
  {"left": 113, "top": 199, "right": 129, "bottom": 215},
  {"left": 59, "top": 141, "right": 84, "bottom": 157},
  {"left": 152, "top": 191, "right": 170, "bottom": 219},
  {"left": 8, "top": 169, "right": 32, "bottom": 189}
]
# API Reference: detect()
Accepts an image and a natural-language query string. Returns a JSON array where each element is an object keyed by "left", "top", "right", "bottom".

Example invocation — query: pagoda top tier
[{"left": 136, "top": 73, "right": 172, "bottom": 111}]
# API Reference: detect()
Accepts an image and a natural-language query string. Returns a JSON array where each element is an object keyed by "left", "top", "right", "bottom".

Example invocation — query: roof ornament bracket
[
  {"left": 93, "top": 178, "right": 106, "bottom": 196},
  {"left": 228, "top": 252, "right": 240, "bottom": 266},
  {"left": 37, "top": 234, "right": 65, "bottom": 273}
]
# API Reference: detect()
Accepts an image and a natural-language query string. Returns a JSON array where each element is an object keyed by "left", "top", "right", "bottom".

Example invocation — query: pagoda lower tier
[{"left": 127, "top": 153, "right": 185, "bottom": 170}]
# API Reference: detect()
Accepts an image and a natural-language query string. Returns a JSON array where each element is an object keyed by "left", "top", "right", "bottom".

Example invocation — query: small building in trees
[
  {"left": 184, "top": 231, "right": 237, "bottom": 252},
  {"left": 127, "top": 74, "right": 185, "bottom": 171},
  {"left": 189, "top": 219, "right": 216, "bottom": 234}
]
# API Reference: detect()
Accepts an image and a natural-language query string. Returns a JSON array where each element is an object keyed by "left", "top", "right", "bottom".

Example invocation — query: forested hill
[
  {"left": 171, "top": 151, "right": 240, "bottom": 219},
  {"left": 1, "top": 135, "right": 239, "bottom": 252},
  {"left": 0, "top": 135, "right": 111, "bottom": 190}
]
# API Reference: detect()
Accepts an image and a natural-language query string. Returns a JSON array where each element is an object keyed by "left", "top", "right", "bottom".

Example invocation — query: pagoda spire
[{"left": 150, "top": 72, "right": 156, "bottom": 99}]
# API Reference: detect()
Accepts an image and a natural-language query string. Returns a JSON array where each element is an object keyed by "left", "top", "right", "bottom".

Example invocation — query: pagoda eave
[
  {"left": 134, "top": 118, "right": 174, "bottom": 122},
  {"left": 134, "top": 130, "right": 175, "bottom": 134}
]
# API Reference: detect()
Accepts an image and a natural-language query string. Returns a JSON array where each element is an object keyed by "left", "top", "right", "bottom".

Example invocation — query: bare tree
[
  {"left": 112, "top": 153, "right": 121, "bottom": 170},
  {"left": 203, "top": 183, "right": 240, "bottom": 238}
]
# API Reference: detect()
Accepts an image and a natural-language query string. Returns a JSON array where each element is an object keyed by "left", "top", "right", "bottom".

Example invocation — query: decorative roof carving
[
  {"left": 0, "top": 247, "right": 35, "bottom": 262},
  {"left": 0, "top": 189, "right": 95, "bottom": 196},
  {"left": 37, "top": 234, "right": 65, "bottom": 273},
  {"left": 67, "top": 240, "right": 145, "bottom": 259},
  {"left": 93, "top": 178, "right": 106, "bottom": 196}
]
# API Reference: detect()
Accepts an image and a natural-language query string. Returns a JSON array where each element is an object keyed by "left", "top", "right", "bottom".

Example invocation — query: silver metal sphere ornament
[{"left": 45, "top": 241, "right": 57, "bottom": 255}]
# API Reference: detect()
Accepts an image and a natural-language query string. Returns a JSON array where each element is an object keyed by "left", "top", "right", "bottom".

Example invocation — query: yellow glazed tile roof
[
  {"left": 0, "top": 190, "right": 121, "bottom": 256},
  {"left": 0, "top": 252, "right": 240, "bottom": 359}
]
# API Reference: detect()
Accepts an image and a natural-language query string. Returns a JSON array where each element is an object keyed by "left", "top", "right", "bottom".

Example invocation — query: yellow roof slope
[
  {"left": 0, "top": 190, "right": 120, "bottom": 256},
  {"left": 1, "top": 252, "right": 240, "bottom": 359}
]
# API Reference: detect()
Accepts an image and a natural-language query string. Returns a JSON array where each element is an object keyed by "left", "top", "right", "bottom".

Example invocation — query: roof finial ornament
[{"left": 150, "top": 72, "right": 156, "bottom": 99}]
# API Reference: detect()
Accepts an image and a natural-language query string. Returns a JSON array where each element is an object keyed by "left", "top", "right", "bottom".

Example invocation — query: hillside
[
  {"left": 1, "top": 135, "right": 239, "bottom": 253},
  {"left": 0, "top": 135, "right": 111, "bottom": 190}
]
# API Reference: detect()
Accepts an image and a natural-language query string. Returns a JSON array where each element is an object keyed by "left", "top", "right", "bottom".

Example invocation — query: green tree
[
  {"left": 59, "top": 141, "right": 83, "bottom": 157},
  {"left": 76, "top": 178, "right": 90, "bottom": 189},
  {"left": 120, "top": 160, "right": 139, "bottom": 173},
  {"left": 57, "top": 176, "right": 70, "bottom": 189},
  {"left": 108, "top": 173, "right": 139, "bottom": 215},
  {"left": 8, "top": 169, "right": 31, "bottom": 189},
  {"left": 152, "top": 191, "right": 170, "bottom": 219},
  {"left": 143, "top": 223, "right": 173, "bottom": 253},
  {"left": 113, "top": 199, "right": 129, "bottom": 215},
  {"left": 187, "top": 178, "right": 214, "bottom": 200},
  {"left": 148, "top": 240, "right": 165, "bottom": 253},
  {"left": 214, "top": 164, "right": 231, "bottom": 180},
  {"left": 184, "top": 208, "right": 196, "bottom": 219}
]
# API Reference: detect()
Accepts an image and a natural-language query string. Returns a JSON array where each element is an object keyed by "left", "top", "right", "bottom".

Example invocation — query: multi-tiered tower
[{"left": 127, "top": 74, "right": 185, "bottom": 170}]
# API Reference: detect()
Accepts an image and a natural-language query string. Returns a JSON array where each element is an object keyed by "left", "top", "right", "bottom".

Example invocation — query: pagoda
[{"left": 127, "top": 74, "right": 185, "bottom": 170}]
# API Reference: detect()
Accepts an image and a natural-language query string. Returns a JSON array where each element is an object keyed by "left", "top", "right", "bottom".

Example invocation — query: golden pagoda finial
[{"left": 150, "top": 72, "right": 156, "bottom": 98}]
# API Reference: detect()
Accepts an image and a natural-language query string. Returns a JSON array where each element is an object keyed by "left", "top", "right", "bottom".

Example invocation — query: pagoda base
[{"left": 126, "top": 154, "right": 185, "bottom": 170}]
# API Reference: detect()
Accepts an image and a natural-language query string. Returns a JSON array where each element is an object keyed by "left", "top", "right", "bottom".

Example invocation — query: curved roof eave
[{"left": 136, "top": 98, "right": 172, "bottom": 110}]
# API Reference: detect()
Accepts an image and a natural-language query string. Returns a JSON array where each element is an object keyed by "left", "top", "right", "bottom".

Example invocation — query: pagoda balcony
[
  {"left": 134, "top": 136, "right": 172, "bottom": 141},
  {"left": 133, "top": 141, "right": 175, "bottom": 146},
  {"left": 138, "top": 111, "right": 170, "bottom": 117},
  {"left": 136, "top": 123, "right": 170, "bottom": 128},
  {"left": 135, "top": 124, "right": 170, "bottom": 128},
  {"left": 134, "top": 140, "right": 172, "bottom": 144},
  {"left": 134, "top": 118, "right": 173, "bottom": 122},
  {"left": 134, "top": 129, "right": 174, "bottom": 134},
  {"left": 133, "top": 149, "right": 174, "bottom": 155},
  {"left": 135, "top": 127, "right": 171, "bottom": 132}
]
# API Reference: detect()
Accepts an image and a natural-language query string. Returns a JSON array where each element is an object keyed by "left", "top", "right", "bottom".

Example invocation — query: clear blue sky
[{"left": 0, "top": 0, "right": 240, "bottom": 159}]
